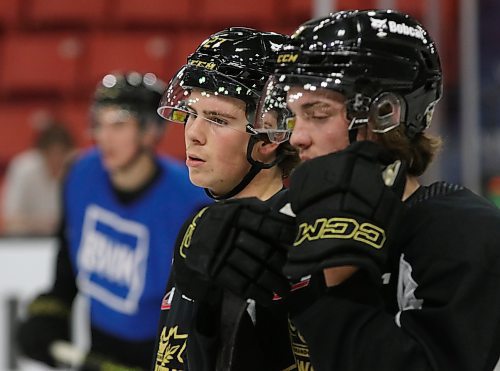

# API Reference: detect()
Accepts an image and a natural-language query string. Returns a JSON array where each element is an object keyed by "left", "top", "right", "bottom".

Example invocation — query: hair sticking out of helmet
[
  {"left": 92, "top": 71, "right": 167, "bottom": 126},
  {"left": 266, "top": 9, "right": 442, "bottom": 139}
]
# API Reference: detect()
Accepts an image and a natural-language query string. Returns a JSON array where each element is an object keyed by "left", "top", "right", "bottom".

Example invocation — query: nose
[
  {"left": 289, "top": 117, "right": 310, "bottom": 150},
  {"left": 185, "top": 115, "right": 208, "bottom": 145}
]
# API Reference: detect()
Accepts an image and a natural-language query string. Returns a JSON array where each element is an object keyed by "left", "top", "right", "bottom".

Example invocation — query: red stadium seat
[
  {"left": 158, "top": 123, "right": 187, "bottom": 161},
  {"left": 57, "top": 100, "right": 94, "bottom": 149},
  {"left": 0, "top": 0, "right": 21, "bottom": 27},
  {"left": 83, "top": 32, "right": 175, "bottom": 91},
  {"left": 24, "top": 0, "right": 109, "bottom": 27},
  {"left": 170, "top": 32, "right": 215, "bottom": 75},
  {"left": 0, "top": 33, "right": 83, "bottom": 96},
  {"left": 0, "top": 102, "right": 59, "bottom": 163},
  {"left": 395, "top": 0, "right": 425, "bottom": 19},
  {"left": 197, "top": 0, "right": 277, "bottom": 28},
  {"left": 114, "top": 0, "right": 192, "bottom": 27},
  {"left": 286, "top": 0, "right": 312, "bottom": 24},
  {"left": 337, "top": 0, "right": 376, "bottom": 10}
]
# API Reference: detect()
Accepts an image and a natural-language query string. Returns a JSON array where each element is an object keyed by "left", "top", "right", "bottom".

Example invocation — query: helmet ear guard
[
  {"left": 369, "top": 92, "right": 405, "bottom": 133},
  {"left": 345, "top": 91, "right": 405, "bottom": 134}
]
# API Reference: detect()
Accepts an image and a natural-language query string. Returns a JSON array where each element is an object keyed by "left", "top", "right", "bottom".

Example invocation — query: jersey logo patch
[
  {"left": 289, "top": 319, "right": 313, "bottom": 370},
  {"left": 272, "top": 275, "right": 311, "bottom": 301},
  {"left": 161, "top": 288, "right": 175, "bottom": 311},
  {"left": 154, "top": 326, "right": 188, "bottom": 370},
  {"left": 77, "top": 204, "right": 150, "bottom": 314}
]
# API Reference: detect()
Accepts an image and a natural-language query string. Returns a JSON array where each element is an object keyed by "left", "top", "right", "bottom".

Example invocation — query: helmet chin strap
[
  {"left": 204, "top": 136, "right": 285, "bottom": 201},
  {"left": 348, "top": 128, "right": 358, "bottom": 144}
]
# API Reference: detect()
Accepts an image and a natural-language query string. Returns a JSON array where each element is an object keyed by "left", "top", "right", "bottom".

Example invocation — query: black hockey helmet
[
  {"left": 158, "top": 27, "right": 291, "bottom": 143},
  {"left": 157, "top": 27, "right": 294, "bottom": 200},
  {"left": 258, "top": 10, "right": 442, "bottom": 139},
  {"left": 92, "top": 71, "right": 166, "bottom": 126}
]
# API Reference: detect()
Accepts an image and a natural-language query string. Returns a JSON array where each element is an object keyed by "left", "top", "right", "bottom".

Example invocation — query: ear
[
  {"left": 252, "top": 140, "right": 280, "bottom": 162},
  {"left": 141, "top": 122, "right": 165, "bottom": 148}
]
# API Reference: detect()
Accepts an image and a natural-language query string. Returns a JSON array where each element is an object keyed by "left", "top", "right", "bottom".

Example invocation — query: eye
[
  {"left": 208, "top": 116, "right": 229, "bottom": 126},
  {"left": 305, "top": 109, "right": 329, "bottom": 121},
  {"left": 306, "top": 103, "right": 343, "bottom": 122},
  {"left": 310, "top": 112, "right": 330, "bottom": 120}
]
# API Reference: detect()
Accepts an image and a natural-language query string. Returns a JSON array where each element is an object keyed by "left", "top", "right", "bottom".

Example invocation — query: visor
[
  {"left": 158, "top": 66, "right": 293, "bottom": 143},
  {"left": 256, "top": 74, "right": 404, "bottom": 134}
]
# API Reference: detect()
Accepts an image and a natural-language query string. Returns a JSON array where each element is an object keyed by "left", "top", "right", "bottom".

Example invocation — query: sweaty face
[
  {"left": 287, "top": 87, "right": 351, "bottom": 161},
  {"left": 92, "top": 106, "right": 143, "bottom": 172},
  {"left": 183, "top": 90, "right": 252, "bottom": 195}
]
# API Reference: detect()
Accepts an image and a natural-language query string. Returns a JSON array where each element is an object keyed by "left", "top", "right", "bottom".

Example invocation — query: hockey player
[
  {"left": 255, "top": 9, "right": 500, "bottom": 371},
  {"left": 17, "top": 72, "right": 210, "bottom": 370},
  {"left": 151, "top": 28, "right": 301, "bottom": 371}
]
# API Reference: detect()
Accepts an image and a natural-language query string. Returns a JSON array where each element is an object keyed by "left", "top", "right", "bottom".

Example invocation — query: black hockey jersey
[
  {"left": 291, "top": 182, "right": 500, "bottom": 371},
  {"left": 151, "top": 189, "right": 305, "bottom": 371}
]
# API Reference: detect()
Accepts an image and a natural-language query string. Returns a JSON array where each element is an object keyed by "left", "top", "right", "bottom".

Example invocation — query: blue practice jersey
[{"left": 64, "top": 149, "right": 209, "bottom": 340}]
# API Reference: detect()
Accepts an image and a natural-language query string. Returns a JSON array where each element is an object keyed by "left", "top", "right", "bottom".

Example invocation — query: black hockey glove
[
  {"left": 16, "top": 294, "right": 71, "bottom": 367},
  {"left": 174, "top": 198, "right": 295, "bottom": 304},
  {"left": 284, "top": 141, "right": 406, "bottom": 282}
]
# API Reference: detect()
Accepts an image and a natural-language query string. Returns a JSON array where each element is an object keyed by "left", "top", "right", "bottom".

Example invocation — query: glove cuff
[{"left": 28, "top": 295, "right": 71, "bottom": 319}]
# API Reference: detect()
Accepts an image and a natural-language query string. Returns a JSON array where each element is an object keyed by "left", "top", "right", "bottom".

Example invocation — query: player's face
[
  {"left": 183, "top": 90, "right": 251, "bottom": 196},
  {"left": 92, "top": 106, "right": 142, "bottom": 172},
  {"left": 288, "top": 87, "right": 350, "bottom": 161}
]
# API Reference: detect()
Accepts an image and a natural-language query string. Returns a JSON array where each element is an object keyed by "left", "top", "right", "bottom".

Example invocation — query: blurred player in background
[
  {"left": 1, "top": 121, "right": 74, "bottom": 235},
  {"left": 152, "top": 28, "right": 300, "bottom": 370},
  {"left": 16, "top": 71, "right": 209, "bottom": 370}
]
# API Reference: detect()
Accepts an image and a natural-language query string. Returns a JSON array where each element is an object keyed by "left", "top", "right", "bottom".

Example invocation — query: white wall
[{"left": 0, "top": 238, "right": 59, "bottom": 371}]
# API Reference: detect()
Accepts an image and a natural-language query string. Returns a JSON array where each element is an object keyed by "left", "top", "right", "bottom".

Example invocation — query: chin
[
  {"left": 188, "top": 173, "right": 208, "bottom": 189},
  {"left": 101, "top": 159, "right": 118, "bottom": 172},
  {"left": 102, "top": 158, "right": 131, "bottom": 174}
]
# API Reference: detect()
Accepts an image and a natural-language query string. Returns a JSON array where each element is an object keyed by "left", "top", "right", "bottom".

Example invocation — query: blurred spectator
[{"left": 1, "top": 121, "right": 75, "bottom": 235}]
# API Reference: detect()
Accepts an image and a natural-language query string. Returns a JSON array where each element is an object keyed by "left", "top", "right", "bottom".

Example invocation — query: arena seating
[
  {"left": 0, "top": 0, "right": 457, "bottom": 167},
  {"left": 23, "top": 0, "right": 109, "bottom": 28},
  {"left": 0, "top": 33, "right": 83, "bottom": 96}
]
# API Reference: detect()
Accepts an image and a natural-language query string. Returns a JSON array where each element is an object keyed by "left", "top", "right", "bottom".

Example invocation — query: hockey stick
[{"left": 49, "top": 340, "right": 86, "bottom": 368}]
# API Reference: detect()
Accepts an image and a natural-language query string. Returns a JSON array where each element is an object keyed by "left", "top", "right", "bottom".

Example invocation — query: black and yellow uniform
[
  {"left": 290, "top": 182, "right": 500, "bottom": 371},
  {"left": 152, "top": 189, "right": 300, "bottom": 371}
]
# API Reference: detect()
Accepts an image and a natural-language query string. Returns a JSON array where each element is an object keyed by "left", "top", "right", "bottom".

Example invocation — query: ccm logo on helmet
[
  {"left": 370, "top": 17, "right": 426, "bottom": 43},
  {"left": 188, "top": 59, "right": 217, "bottom": 70},
  {"left": 277, "top": 53, "right": 299, "bottom": 63},
  {"left": 294, "top": 217, "right": 386, "bottom": 249}
]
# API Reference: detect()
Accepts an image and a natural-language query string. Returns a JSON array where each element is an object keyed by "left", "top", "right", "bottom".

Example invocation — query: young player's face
[
  {"left": 92, "top": 106, "right": 143, "bottom": 172},
  {"left": 183, "top": 90, "right": 252, "bottom": 196},
  {"left": 288, "top": 87, "right": 351, "bottom": 161}
]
